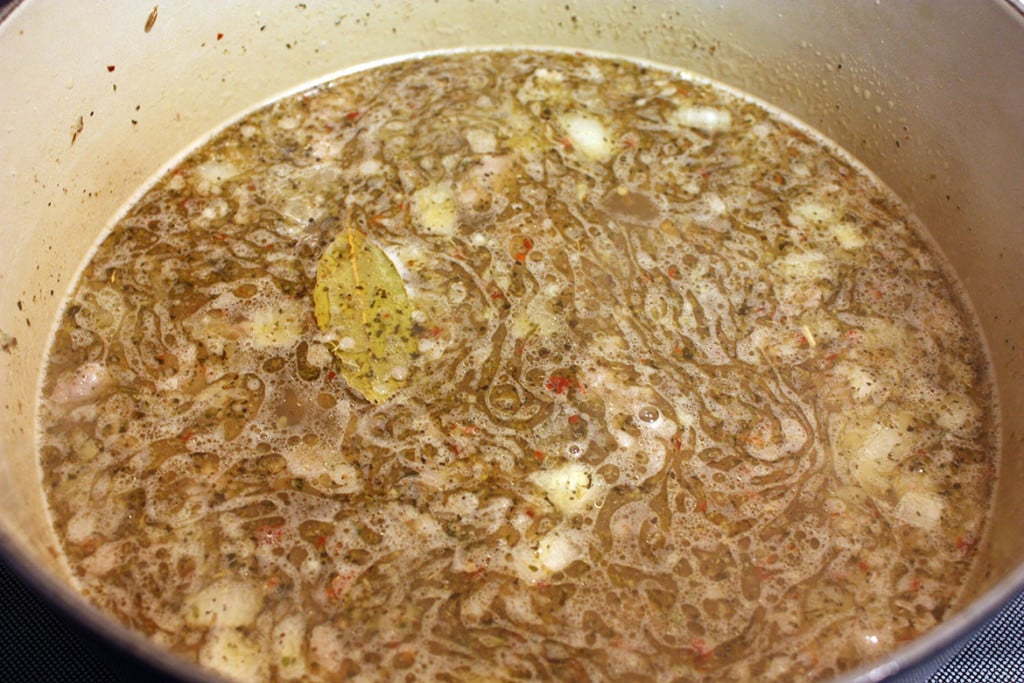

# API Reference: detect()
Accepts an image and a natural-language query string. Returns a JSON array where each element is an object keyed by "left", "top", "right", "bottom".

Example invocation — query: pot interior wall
[{"left": 1, "top": 0, "right": 1022, "bottom": 680}]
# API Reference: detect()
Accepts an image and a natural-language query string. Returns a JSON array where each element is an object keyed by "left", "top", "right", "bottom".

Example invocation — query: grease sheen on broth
[{"left": 38, "top": 50, "right": 996, "bottom": 682}]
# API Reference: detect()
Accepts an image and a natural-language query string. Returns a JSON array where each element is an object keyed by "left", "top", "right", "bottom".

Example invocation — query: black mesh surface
[
  {"left": 0, "top": 555, "right": 1021, "bottom": 681},
  {"left": 929, "top": 589, "right": 1024, "bottom": 683},
  {"left": 0, "top": 558, "right": 122, "bottom": 682}
]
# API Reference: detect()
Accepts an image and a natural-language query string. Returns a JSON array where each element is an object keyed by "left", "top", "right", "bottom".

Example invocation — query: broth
[{"left": 37, "top": 50, "right": 996, "bottom": 681}]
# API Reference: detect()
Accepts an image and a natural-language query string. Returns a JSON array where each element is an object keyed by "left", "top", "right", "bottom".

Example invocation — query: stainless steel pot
[{"left": 1, "top": 1, "right": 1022, "bottom": 681}]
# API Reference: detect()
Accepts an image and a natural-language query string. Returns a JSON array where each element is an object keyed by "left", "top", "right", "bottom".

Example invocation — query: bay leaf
[{"left": 313, "top": 219, "right": 416, "bottom": 404}]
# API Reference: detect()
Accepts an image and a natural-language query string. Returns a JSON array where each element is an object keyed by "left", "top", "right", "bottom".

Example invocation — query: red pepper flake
[
  {"left": 216, "top": 32, "right": 224, "bottom": 40},
  {"left": 326, "top": 571, "right": 355, "bottom": 600},
  {"left": 512, "top": 237, "right": 534, "bottom": 263},
  {"left": 346, "top": 110, "right": 361, "bottom": 120},
  {"left": 559, "top": 136, "right": 574, "bottom": 150},
  {"left": 106, "top": 65, "right": 116, "bottom": 72},
  {"left": 428, "top": 326, "right": 443, "bottom": 339},
  {"left": 696, "top": 499, "right": 708, "bottom": 513},
  {"left": 690, "top": 638, "right": 712, "bottom": 661},
  {"left": 326, "top": 371, "right": 336, "bottom": 380},
  {"left": 667, "top": 265, "right": 680, "bottom": 279},
  {"left": 545, "top": 374, "right": 575, "bottom": 394},
  {"left": 857, "top": 559, "right": 870, "bottom": 572},
  {"left": 532, "top": 450, "right": 545, "bottom": 462},
  {"left": 315, "top": 535, "right": 327, "bottom": 551},
  {"left": 466, "top": 564, "right": 488, "bottom": 580},
  {"left": 955, "top": 535, "right": 975, "bottom": 554},
  {"left": 909, "top": 577, "right": 923, "bottom": 592},
  {"left": 257, "top": 523, "right": 285, "bottom": 545},
  {"left": 568, "top": 415, "right": 581, "bottom": 425},
  {"left": 446, "top": 442, "right": 463, "bottom": 455},
  {"left": 180, "top": 430, "right": 194, "bottom": 443}
]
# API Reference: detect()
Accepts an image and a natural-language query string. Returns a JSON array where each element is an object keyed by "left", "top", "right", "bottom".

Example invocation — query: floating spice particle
[
  {"left": 144, "top": 6, "right": 158, "bottom": 33},
  {"left": 513, "top": 236, "right": 535, "bottom": 263},
  {"left": 545, "top": 374, "right": 575, "bottom": 394},
  {"left": 802, "top": 324, "right": 817, "bottom": 348},
  {"left": 106, "top": 65, "right": 116, "bottom": 72},
  {"left": 70, "top": 115, "right": 84, "bottom": 145}
]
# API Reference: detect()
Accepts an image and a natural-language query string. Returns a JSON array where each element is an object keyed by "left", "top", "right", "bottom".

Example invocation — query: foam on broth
[{"left": 37, "top": 50, "right": 996, "bottom": 682}]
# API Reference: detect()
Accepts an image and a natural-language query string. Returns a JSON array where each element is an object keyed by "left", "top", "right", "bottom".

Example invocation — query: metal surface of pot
[{"left": 1, "top": 1, "right": 1022, "bottom": 681}]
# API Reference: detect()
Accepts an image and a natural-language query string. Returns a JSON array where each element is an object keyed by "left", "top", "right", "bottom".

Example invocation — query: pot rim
[{"left": 1, "top": 1, "right": 1022, "bottom": 681}]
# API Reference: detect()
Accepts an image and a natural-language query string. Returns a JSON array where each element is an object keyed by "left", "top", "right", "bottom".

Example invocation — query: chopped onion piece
[
  {"left": 672, "top": 106, "right": 732, "bottom": 133},
  {"left": 895, "top": 490, "right": 943, "bottom": 530}
]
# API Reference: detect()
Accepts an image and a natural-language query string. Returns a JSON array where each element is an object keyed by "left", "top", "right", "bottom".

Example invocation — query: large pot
[{"left": 1, "top": 1, "right": 1022, "bottom": 681}]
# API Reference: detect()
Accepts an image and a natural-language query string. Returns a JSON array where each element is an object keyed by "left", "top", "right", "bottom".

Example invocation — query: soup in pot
[{"left": 38, "top": 50, "right": 997, "bottom": 682}]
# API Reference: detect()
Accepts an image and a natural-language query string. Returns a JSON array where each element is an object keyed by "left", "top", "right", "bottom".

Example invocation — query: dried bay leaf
[{"left": 313, "top": 219, "right": 416, "bottom": 403}]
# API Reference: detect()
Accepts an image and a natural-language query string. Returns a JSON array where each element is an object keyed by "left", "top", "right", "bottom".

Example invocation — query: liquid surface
[{"left": 38, "top": 51, "right": 996, "bottom": 682}]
